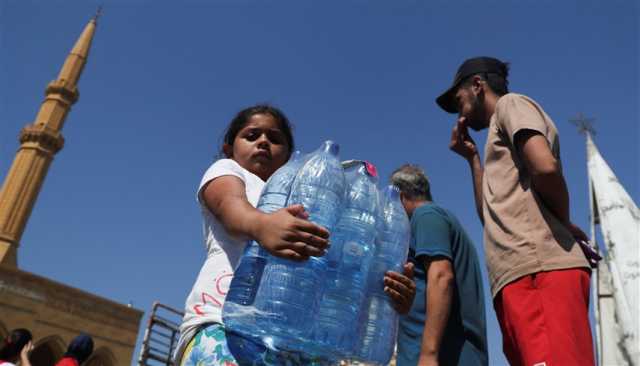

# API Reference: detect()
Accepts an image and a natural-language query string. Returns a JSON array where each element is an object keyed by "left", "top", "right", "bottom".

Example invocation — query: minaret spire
[
  {"left": 93, "top": 6, "right": 103, "bottom": 23},
  {"left": 0, "top": 15, "right": 98, "bottom": 267},
  {"left": 54, "top": 12, "right": 97, "bottom": 94}
]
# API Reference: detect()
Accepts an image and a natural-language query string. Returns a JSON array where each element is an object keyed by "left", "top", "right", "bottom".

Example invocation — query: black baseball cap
[{"left": 436, "top": 56, "right": 508, "bottom": 113}]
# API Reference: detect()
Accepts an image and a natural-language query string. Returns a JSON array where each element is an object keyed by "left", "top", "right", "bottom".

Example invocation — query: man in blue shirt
[{"left": 391, "top": 164, "right": 488, "bottom": 366}]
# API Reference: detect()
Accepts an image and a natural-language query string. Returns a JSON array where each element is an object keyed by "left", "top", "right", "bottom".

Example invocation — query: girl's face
[{"left": 223, "top": 113, "right": 290, "bottom": 181}]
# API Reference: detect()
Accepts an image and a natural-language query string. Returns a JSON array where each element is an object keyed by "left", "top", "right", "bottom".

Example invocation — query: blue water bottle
[
  {"left": 356, "top": 185, "right": 411, "bottom": 365},
  {"left": 222, "top": 151, "right": 304, "bottom": 337},
  {"left": 313, "top": 160, "right": 380, "bottom": 357},
  {"left": 254, "top": 141, "right": 346, "bottom": 355}
]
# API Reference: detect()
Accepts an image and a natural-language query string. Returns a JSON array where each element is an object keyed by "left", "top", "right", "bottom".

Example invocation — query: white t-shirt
[
  {"left": 0, "top": 362, "right": 16, "bottom": 366},
  {"left": 175, "top": 158, "right": 265, "bottom": 360}
]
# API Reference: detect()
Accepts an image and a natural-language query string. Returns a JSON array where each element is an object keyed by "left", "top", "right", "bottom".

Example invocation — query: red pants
[{"left": 494, "top": 268, "right": 595, "bottom": 366}]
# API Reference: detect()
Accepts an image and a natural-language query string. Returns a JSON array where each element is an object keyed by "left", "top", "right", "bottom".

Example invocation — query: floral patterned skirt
[{"left": 180, "top": 323, "right": 335, "bottom": 366}]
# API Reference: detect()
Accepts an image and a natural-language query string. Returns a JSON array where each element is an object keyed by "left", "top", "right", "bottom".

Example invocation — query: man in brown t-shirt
[{"left": 436, "top": 57, "right": 595, "bottom": 366}]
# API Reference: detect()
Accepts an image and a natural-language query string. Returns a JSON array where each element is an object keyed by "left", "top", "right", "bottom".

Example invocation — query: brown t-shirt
[{"left": 483, "top": 93, "right": 589, "bottom": 297}]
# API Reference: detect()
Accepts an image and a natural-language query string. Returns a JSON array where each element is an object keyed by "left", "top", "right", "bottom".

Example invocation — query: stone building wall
[{"left": 0, "top": 266, "right": 142, "bottom": 365}]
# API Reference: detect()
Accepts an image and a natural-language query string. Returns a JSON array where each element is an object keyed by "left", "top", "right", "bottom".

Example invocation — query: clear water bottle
[
  {"left": 313, "top": 161, "right": 380, "bottom": 357},
  {"left": 356, "top": 185, "right": 411, "bottom": 365},
  {"left": 254, "top": 141, "right": 346, "bottom": 355},
  {"left": 222, "top": 151, "right": 304, "bottom": 338}
]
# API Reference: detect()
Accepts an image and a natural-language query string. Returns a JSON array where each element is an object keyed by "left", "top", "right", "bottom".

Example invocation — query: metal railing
[{"left": 138, "top": 302, "right": 184, "bottom": 366}]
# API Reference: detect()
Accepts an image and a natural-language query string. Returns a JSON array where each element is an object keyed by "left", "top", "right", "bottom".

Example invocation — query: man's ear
[
  {"left": 471, "top": 75, "right": 485, "bottom": 95},
  {"left": 399, "top": 192, "right": 413, "bottom": 216},
  {"left": 399, "top": 191, "right": 407, "bottom": 204},
  {"left": 222, "top": 143, "right": 233, "bottom": 158}
]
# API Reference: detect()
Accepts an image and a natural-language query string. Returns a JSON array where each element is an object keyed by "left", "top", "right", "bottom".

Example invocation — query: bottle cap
[
  {"left": 341, "top": 160, "right": 378, "bottom": 178},
  {"left": 364, "top": 161, "right": 378, "bottom": 177},
  {"left": 322, "top": 140, "right": 340, "bottom": 156},
  {"left": 290, "top": 150, "right": 301, "bottom": 161}
]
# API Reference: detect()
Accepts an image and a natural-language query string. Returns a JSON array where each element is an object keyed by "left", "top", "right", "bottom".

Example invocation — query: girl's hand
[
  {"left": 255, "top": 204, "right": 330, "bottom": 261},
  {"left": 20, "top": 340, "right": 33, "bottom": 364},
  {"left": 384, "top": 262, "right": 416, "bottom": 314}
]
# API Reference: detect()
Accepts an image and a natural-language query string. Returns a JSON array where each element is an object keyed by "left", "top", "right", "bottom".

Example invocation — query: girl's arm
[
  {"left": 19, "top": 341, "right": 33, "bottom": 366},
  {"left": 202, "top": 175, "right": 330, "bottom": 260}
]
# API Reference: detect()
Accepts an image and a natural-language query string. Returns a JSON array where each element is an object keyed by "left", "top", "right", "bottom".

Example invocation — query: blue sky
[{"left": 1, "top": 1, "right": 638, "bottom": 365}]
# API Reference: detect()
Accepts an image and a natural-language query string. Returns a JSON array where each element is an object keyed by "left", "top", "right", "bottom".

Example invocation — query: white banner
[{"left": 588, "top": 134, "right": 640, "bottom": 365}]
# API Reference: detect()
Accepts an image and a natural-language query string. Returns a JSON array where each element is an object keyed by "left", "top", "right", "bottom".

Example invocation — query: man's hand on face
[{"left": 449, "top": 117, "right": 478, "bottom": 160}]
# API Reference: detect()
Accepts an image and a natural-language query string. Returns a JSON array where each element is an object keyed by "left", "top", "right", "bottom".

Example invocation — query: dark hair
[
  {"left": 461, "top": 62, "right": 510, "bottom": 96},
  {"left": 64, "top": 334, "right": 94, "bottom": 363},
  {"left": 222, "top": 104, "right": 295, "bottom": 158},
  {"left": 390, "top": 164, "right": 433, "bottom": 201},
  {"left": 0, "top": 328, "right": 32, "bottom": 361}
]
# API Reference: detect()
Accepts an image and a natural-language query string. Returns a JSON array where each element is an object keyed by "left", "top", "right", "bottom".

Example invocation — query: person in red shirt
[{"left": 55, "top": 334, "right": 93, "bottom": 366}]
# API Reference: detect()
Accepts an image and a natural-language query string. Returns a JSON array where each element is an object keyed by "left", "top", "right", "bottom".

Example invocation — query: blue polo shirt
[{"left": 397, "top": 203, "right": 488, "bottom": 366}]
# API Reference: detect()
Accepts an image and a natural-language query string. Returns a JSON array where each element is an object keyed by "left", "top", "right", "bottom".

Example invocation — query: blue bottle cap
[
  {"left": 322, "top": 140, "right": 340, "bottom": 156},
  {"left": 289, "top": 150, "right": 301, "bottom": 161}
]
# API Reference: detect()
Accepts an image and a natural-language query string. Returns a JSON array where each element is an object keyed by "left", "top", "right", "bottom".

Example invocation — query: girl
[
  {"left": 0, "top": 329, "right": 33, "bottom": 366},
  {"left": 176, "top": 105, "right": 415, "bottom": 365},
  {"left": 54, "top": 334, "right": 93, "bottom": 366}
]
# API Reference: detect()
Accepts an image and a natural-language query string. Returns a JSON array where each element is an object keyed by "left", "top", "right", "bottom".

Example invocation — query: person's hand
[
  {"left": 20, "top": 340, "right": 33, "bottom": 363},
  {"left": 564, "top": 221, "right": 602, "bottom": 267},
  {"left": 384, "top": 262, "right": 416, "bottom": 314},
  {"left": 255, "top": 204, "right": 330, "bottom": 261},
  {"left": 449, "top": 117, "right": 478, "bottom": 161},
  {"left": 565, "top": 222, "right": 589, "bottom": 242}
]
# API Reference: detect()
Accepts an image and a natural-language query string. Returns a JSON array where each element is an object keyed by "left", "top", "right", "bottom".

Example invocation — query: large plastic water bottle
[
  {"left": 356, "top": 185, "right": 411, "bottom": 365},
  {"left": 313, "top": 161, "right": 380, "bottom": 357},
  {"left": 254, "top": 141, "right": 346, "bottom": 355},
  {"left": 223, "top": 151, "right": 304, "bottom": 337}
]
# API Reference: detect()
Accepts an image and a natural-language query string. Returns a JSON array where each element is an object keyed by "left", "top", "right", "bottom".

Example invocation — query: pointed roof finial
[
  {"left": 569, "top": 112, "right": 596, "bottom": 136},
  {"left": 93, "top": 5, "right": 103, "bottom": 23},
  {"left": 55, "top": 12, "right": 99, "bottom": 87}
]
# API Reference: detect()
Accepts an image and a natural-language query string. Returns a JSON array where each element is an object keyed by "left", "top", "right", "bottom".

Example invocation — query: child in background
[
  {"left": 54, "top": 334, "right": 94, "bottom": 366},
  {"left": 0, "top": 329, "right": 33, "bottom": 366},
  {"left": 175, "top": 105, "right": 416, "bottom": 365}
]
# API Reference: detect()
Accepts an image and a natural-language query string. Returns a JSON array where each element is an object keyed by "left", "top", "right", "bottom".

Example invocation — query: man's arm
[
  {"left": 516, "top": 130, "right": 570, "bottom": 222},
  {"left": 450, "top": 117, "right": 484, "bottom": 224},
  {"left": 419, "top": 257, "right": 454, "bottom": 366},
  {"left": 467, "top": 153, "right": 484, "bottom": 225},
  {"left": 515, "top": 130, "right": 588, "bottom": 240}
]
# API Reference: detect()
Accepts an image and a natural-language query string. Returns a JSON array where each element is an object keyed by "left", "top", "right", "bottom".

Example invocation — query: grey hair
[{"left": 390, "top": 164, "right": 432, "bottom": 201}]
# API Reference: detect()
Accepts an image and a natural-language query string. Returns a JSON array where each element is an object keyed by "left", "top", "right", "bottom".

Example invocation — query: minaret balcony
[
  {"left": 19, "top": 125, "right": 65, "bottom": 154},
  {"left": 45, "top": 80, "right": 79, "bottom": 104}
]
